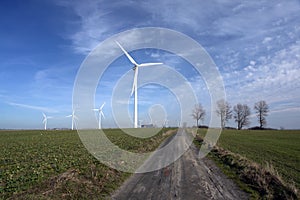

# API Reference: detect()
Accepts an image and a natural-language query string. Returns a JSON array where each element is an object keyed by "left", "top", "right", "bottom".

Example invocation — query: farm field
[
  {"left": 1, "top": 128, "right": 299, "bottom": 199},
  {"left": 0, "top": 128, "right": 173, "bottom": 199},
  {"left": 200, "top": 129, "right": 300, "bottom": 192}
]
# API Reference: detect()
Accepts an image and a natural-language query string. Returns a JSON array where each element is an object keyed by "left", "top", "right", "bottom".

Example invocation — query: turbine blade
[
  {"left": 72, "top": 113, "right": 78, "bottom": 118},
  {"left": 100, "top": 111, "right": 105, "bottom": 119},
  {"left": 100, "top": 102, "right": 106, "bottom": 110},
  {"left": 131, "top": 67, "right": 138, "bottom": 96},
  {"left": 139, "top": 62, "right": 163, "bottom": 67},
  {"left": 131, "top": 84, "right": 135, "bottom": 96},
  {"left": 66, "top": 115, "right": 72, "bottom": 118},
  {"left": 115, "top": 41, "right": 138, "bottom": 66},
  {"left": 43, "top": 113, "right": 46, "bottom": 118},
  {"left": 43, "top": 119, "right": 46, "bottom": 123},
  {"left": 92, "top": 108, "right": 99, "bottom": 111}
]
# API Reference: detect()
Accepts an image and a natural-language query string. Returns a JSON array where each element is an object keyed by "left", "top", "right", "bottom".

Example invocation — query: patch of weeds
[{"left": 194, "top": 135, "right": 298, "bottom": 200}]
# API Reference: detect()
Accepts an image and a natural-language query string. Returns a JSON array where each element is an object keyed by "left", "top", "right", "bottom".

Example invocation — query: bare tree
[
  {"left": 191, "top": 103, "right": 206, "bottom": 127},
  {"left": 216, "top": 99, "right": 232, "bottom": 129},
  {"left": 233, "top": 103, "right": 251, "bottom": 130},
  {"left": 254, "top": 100, "right": 269, "bottom": 128}
]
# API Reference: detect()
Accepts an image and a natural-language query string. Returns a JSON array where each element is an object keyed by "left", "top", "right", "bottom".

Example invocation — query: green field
[
  {"left": 199, "top": 129, "right": 300, "bottom": 194},
  {"left": 0, "top": 129, "right": 172, "bottom": 199},
  {"left": 1, "top": 129, "right": 299, "bottom": 199}
]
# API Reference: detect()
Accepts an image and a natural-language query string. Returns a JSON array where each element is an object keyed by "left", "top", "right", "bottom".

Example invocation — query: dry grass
[
  {"left": 195, "top": 129, "right": 299, "bottom": 199},
  {"left": 162, "top": 129, "right": 178, "bottom": 137},
  {"left": 8, "top": 166, "right": 126, "bottom": 200},
  {"left": 209, "top": 144, "right": 298, "bottom": 199}
]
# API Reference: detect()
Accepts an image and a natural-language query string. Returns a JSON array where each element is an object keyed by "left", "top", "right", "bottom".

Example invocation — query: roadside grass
[
  {"left": 196, "top": 129, "right": 300, "bottom": 199},
  {"left": 0, "top": 128, "right": 175, "bottom": 199}
]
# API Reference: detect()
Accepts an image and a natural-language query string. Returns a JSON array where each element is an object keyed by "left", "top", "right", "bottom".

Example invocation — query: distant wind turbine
[
  {"left": 164, "top": 119, "right": 169, "bottom": 128},
  {"left": 176, "top": 119, "right": 181, "bottom": 127},
  {"left": 116, "top": 41, "right": 163, "bottom": 128},
  {"left": 42, "top": 113, "right": 52, "bottom": 130},
  {"left": 66, "top": 110, "right": 77, "bottom": 130},
  {"left": 93, "top": 102, "right": 105, "bottom": 129}
]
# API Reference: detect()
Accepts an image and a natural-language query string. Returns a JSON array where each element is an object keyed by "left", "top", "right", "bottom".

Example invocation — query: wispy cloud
[
  {"left": 7, "top": 102, "right": 58, "bottom": 113},
  {"left": 60, "top": 0, "right": 300, "bottom": 75},
  {"left": 224, "top": 41, "right": 300, "bottom": 107},
  {"left": 49, "top": 0, "right": 300, "bottom": 128},
  {"left": 56, "top": 0, "right": 145, "bottom": 54}
]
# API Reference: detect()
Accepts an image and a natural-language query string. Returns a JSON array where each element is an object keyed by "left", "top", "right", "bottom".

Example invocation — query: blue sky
[{"left": 0, "top": 0, "right": 299, "bottom": 129}]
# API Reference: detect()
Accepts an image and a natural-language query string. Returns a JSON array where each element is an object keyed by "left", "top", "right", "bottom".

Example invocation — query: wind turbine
[
  {"left": 66, "top": 110, "right": 77, "bottom": 130},
  {"left": 116, "top": 41, "right": 163, "bottom": 128},
  {"left": 164, "top": 119, "right": 169, "bottom": 128},
  {"left": 42, "top": 113, "right": 52, "bottom": 130},
  {"left": 176, "top": 119, "right": 181, "bottom": 127},
  {"left": 93, "top": 102, "right": 105, "bottom": 129}
]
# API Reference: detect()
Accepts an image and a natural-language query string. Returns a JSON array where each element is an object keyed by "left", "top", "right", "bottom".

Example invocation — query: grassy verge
[
  {"left": 0, "top": 128, "right": 176, "bottom": 199},
  {"left": 195, "top": 129, "right": 299, "bottom": 199}
]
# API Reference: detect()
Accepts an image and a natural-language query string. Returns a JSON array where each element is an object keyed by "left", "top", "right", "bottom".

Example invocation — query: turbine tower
[
  {"left": 42, "top": 113, "right": 52, "bottom": 130},
  {"left": 66, "top": 110, "right": 77, "bottom": 130},
  {"left": 93, "top": 102, "right": 105, "bottom": 129},
  {"left": 164, "top": 119, "right": 169, "bottom": 128},
  {"left": 116, "top": 41, "right": 162, "bottom": 128}
]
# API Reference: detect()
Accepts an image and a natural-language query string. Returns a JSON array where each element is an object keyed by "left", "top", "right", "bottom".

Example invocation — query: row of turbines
[
  {"left": 43, "top": 109, "right": 171, "bottom": 130},
  {"left": 43, "top": 41, "right": 163, "bottom": 130},
  {"left": 42, "top": 102, "right": 105, "bottom": 130}
]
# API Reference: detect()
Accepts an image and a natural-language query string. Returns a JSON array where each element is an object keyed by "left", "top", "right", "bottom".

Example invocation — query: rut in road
[{"left": 111, "top": 130, "right": 249, "bottom": 200}]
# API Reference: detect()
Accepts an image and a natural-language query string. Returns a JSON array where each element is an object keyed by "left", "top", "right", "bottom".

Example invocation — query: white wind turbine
[
  {"left": 42, "top": 113, "right": 52, "bottom": 130},
  {"left": 66, "top": 110, "right": 77, "bottom": 130},
  {"left": 164, "top": 119, "right": 169, "bottom": 128},
  {"left": 116, "top": 41, "right": 163, "bottom": 128},
  {"left": 176, "top": 119, "right": 181, "bottom": 127},
  {"left": 93, "top": 102, "right": 105, "bottom": 129}
]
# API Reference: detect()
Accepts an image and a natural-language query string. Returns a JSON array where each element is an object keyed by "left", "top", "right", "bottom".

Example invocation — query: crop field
[
  {"left": 199, "top": 129, "right": 300, "bottom": 192},
  {"left": 0, "top": 128, "right": 173, "bottom": 199},
  {"left": 2, "top": 128, "right": 299, "bottom": 199}
]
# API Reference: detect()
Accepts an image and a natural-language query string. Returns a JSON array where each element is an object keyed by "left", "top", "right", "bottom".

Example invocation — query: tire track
[{"left": 111, "top": 129, "right": 249, "bottom": 200}]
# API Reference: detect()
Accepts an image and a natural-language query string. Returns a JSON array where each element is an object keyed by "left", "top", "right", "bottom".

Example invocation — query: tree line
[{"left": 192, "top": 100, "right": 269, "bottom": 130}]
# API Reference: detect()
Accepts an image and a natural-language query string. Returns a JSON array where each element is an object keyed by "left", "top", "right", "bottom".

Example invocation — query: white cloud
[
  {"left": 149, "top": 52, "right": 160, "bottom": 58},
  {"left": 224, "top": 41, "right": 300, "bottom": 109},
  {"left": 249, "top": 60, "right": 256, "bottom": 66},
  {"left": 7, "top": 102, "right": 58, "bottom": 113},
  {"left": 57, "top": 0, "right": 300, "bottom": 72},
  {"left": 262, "top": 37, "right": 273, "bottom": 44},
  {"left": 33, "top": 65, "right": 75, "bottom": 89},
  {"left": 53, "top": 0, "right": 300, "bottom": 128}
]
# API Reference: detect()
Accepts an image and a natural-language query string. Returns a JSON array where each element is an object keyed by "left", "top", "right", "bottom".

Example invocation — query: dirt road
[{"left": 111, "top": 129, "right": 249, "bottom": 200}]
